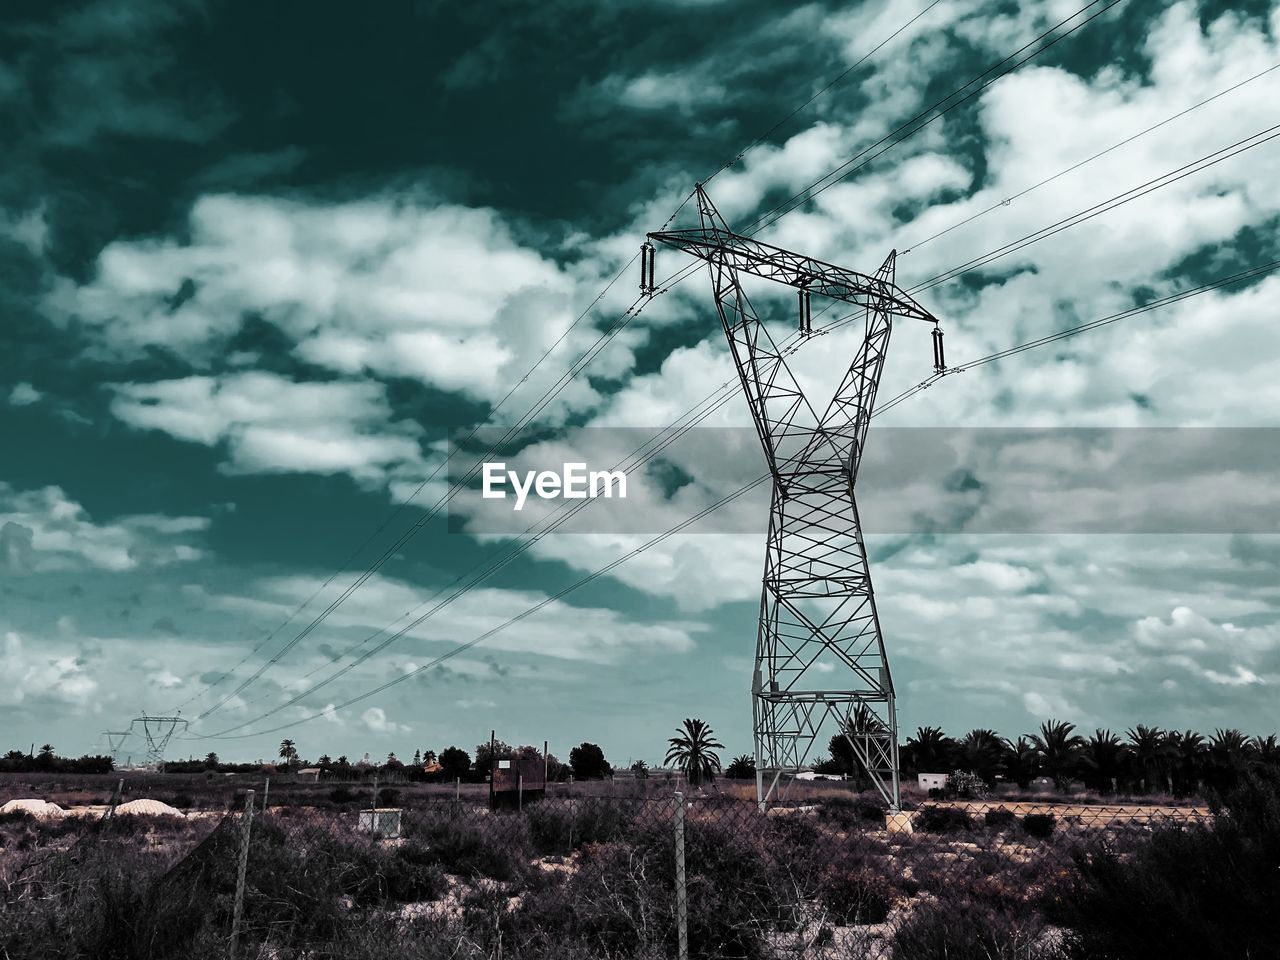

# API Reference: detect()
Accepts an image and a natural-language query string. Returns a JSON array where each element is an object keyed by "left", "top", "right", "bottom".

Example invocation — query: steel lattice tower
[
  {"left": 131, "top": 714, "right": 188, "bottom": 770},
  {"left": 649, "top": 187, "right": 941, "bottom": 809}
]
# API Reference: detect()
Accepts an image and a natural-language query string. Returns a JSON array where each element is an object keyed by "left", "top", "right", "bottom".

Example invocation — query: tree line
[{"left": 831, "top": 720, "right": 1280, "bottom": 797}]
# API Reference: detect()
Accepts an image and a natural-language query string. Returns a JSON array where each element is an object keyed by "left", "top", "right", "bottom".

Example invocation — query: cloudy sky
[{"left": 2, "top": 0, "right": 1278, "bottom": 767}]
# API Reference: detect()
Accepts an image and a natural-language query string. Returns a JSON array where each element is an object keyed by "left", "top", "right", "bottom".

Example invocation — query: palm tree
[
  {"left": 1168, "top": 731, "right": 1206, "bottom": 797},
  {"left": 1001, "top": 735, "right": 1039, "bottom": 789},
  {"left": 1030, "top": 720, "right": 1084, "bottom": 792},
  {"left": 665, "top": 718, "right": 724, "bottom": 787},
  {"left": 1251, "top": 734, "right": 1280, "bottom": 769},
  {"left": 905, "top": 726, "right": 955, "bottom": 773},
  {"left": 1206, "top": 728, "right": 1251, "bottom": 793},
  {"left": 958, "top": 729, "right": 1004, "bottom": 784},
  {"left": 725, "top": 754, "right": 756, "bottom": 780},
  {"left": 1080, "top": 730, "right": 1128, "bottom": 794},
  {"left": 1125, "top": 725, "right": 1173, "bottom": 794},
  {"left": 279, "top": 739, "right": 298, "bottom": 767}
]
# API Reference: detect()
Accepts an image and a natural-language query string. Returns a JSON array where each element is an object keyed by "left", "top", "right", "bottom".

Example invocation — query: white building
[{"left": 918, "top": 772, "right": 950, "bottom": 791}]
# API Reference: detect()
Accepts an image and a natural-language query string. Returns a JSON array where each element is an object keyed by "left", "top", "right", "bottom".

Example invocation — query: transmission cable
[
  {"left": 192, "top": 253, "right": 1280, "bottom": 739},
  {"left": 191, "top": 118, "right": 1265, "bottom": 730},
  {"left": 908, "top": 123, "right": 1280, "bottom": 293},
  {"left": 741, "top": 0, "right": 1124, "bottom": 237},
  {"left": 899, "top": 61, "right": 1280, "bottom": 254},
  {"left": 180, "top": 0, "right": 954, "bottom": 720}
]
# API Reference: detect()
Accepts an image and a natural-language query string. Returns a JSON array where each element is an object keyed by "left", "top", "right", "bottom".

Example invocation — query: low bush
[
  {"left": 377, "top": 787, "right": 401, "bottom": 807},
  {"left": 984, "top": 807, "right": 1017, "bottom": 828},
  {"left": 1022, "top": 813, "right": 1056, "bottom": 839},
  {"left": 1054, "top": 768, "right": 1280, "bottom": 960},
  {"left": 818, "top": 865, "right": 897, "bottom": 924},
  {"left": 328, "top": 785, "right": 364, "bottom": 805},
  {"left": 383, "top": 843, "right": 447, "bottom": 903},
  {"left": 917, "top": 806, "right": 973, "bottom": 833},
  {"left": 418, "top": 813, "right": 529, "bottom": 880},
  {"left": 526, "top": 798, "right": 632, "bottom": 855},
  {"left": 892, "top": 897, "right": 1057, "bottom": 960}
]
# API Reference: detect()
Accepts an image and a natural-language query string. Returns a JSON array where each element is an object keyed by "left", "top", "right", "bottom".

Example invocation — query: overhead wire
[
  {"left": 741, "top": 0, "right": 1126, "bottom": 236},
  {"left": 908, "top": 123, "right": 1280, "bottom": 293},
  {"left": 191, "top": 108, "right": 1275, "bottom": 732},
  {"left": 194, "top": 252, "right": 1280, "bottom": 740},
  {"left": 180, "top": 0, "right": 951, "bottom": 722},
  {"left": 898, "top": 61, "right": 1280, "bottom": 254}
]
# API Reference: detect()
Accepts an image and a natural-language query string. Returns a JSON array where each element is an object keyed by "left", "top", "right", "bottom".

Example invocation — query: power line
[
  {"left": 743, "top": 0, "right": 1124, "bottom": 236},
  {"left": 177, "top": 244, "right": 656, "bottom": 713},
  {"left": 191, "top": 109, "right": 1280, "bottom": 729},
  {"left": 899, "top": 61, "right": 1280, "bottom": 254},
  {"left": 701, "top": 0, "right": 946, "bottom": 187},
  {"left": 908, "top": 123, "right": 1280, "bottom": 293},
  {"left": 179, "top": 1, "right": 953, "bottom": 721},
  {"left": 191, "top": 260, "right": 694, "bottom": 721},
  {"left": 189, "top": 319, "right": 833, "bottom": 737},
  {"left": 191, "top": 255, "right": 1280, "bottom": 741}
]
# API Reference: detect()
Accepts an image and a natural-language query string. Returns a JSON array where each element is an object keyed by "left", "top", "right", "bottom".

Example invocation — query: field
[{"left": 2, "top": 770, "right": 1259, "bottom": 960}]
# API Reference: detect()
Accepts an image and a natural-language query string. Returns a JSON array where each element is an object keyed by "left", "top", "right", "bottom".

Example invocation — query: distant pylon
[
  {"left": 103, "top": 730, "right": 132, "bottom": 766},
  {"left": 130, "top": 714, "right": 188, "bottom": 769}
]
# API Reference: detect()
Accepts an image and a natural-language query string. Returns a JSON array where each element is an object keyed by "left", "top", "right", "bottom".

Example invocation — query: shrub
[
  {"left": 376, "top": 787, "right": 400, "bottom": 807},
  {"left": 383, "top": 843, "right": 447, "bottom": 903},
  {"left": 418, "top": 813, "right": 529, "bottom": 881},
  {"left": 984, "top": 807, "right": 1017, "bottom": 828},
  {"left": 949, "top": 770, "right": 989, "bottom": 799},
  {"left": 766, "top": 811, "right": 821, "bottom": 848},
  {"left": 1022, "top": 813, "right": 1056, "bottom": 839},
  {"left": 892, "top": 897, "right": 1053, "bottom": 959},
  {"left": 818, "top": 865, "right": 896, "bottom": 924},
  {"left": 526, "top": 798, "right": 631, "bottom": 855},
  {"left": 917, "top": 806, "right": 973, "bottom": 833},
  {"left": 328, "top": 786, "right": 363, "bottom": 805},
  {"left": 1054, "top": 768, "right": 1280, "bottom": 960}
]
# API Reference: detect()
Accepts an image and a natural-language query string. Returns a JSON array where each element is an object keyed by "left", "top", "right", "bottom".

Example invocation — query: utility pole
[{"left": 649, "top": 186, "right": 941, "bottom": 810}]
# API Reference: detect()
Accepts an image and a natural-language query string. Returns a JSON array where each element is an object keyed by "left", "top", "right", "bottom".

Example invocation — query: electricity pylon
[
  {"left": 131, "top": 714, "right": 188, "bottom": 769},
  {"left": 648, "top": 187, "right": 942, "bottom": 810},
  {"left": 103, "top": 730, "right": 132, "bottom": 767}
]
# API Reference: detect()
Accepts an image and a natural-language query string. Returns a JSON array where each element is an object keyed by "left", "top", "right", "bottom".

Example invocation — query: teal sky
[{"left": 2, "top": 0, "right": 1279, "bottom": 766}]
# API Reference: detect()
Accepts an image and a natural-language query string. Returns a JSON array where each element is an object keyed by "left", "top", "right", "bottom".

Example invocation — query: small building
[
  {"left": 918, "top": 772, "right": 950, "bottom": 792},
  {"left": 357, "top": 808, "right": 402, "bottom": 839},
  {"left": 296, "top": 767, "right": 321, "bottom": 782},
  {"left": 490, "top": 757, "right": 546, "bottom": 810}
]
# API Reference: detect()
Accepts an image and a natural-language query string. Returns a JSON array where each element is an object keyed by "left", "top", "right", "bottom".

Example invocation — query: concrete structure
[
  {"left": 917, "top": 772, "right": 950, "bottom": 792},
  {"left": 357, "top": 808, "right": 402, "bottom": 838}
]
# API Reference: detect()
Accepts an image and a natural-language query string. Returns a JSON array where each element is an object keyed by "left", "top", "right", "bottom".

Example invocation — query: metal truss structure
[
  {"left": 103, "top": 730, "right": 132, "bottom": 767},
  {"left": 649, "top": 187, "right": 941, "bottom": 809},
  {"left": 131, "top": 714, "right": 188, "bottom": 769}
]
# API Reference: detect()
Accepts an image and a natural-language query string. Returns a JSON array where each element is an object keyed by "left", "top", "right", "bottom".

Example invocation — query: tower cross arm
[{"left": 647, "top": 227, "right": 937, "bottom": 324}]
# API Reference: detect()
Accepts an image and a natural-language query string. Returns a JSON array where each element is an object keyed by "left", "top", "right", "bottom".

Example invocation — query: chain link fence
[{"left": 1, "top": 789, "right": 1260, "bottom": 959}]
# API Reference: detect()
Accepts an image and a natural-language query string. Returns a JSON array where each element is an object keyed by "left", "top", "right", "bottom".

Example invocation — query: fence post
[
  {"left": 229, "top": 788, "right": 255, "bottom": 960},
  {"left": 674, "top": 790, "right": 688, "bottom": 960},
  {"left": 262, "top": 776, "right": 269, "bottom": 813},
  {"left": 105, "top": 778, "right": 124, "bottom": 822}
]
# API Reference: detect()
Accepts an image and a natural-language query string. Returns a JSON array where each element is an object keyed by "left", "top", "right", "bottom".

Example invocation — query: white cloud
[
  {"left": 50, "top": 194, "right": 631, "bottom": 423},
  {"left": 110, "top": 372, "right": 430, "bottom": 485},
  {"left": 0, "top": 482, "right": 208, "bottom": 574},
  {"left": 0, "top": 631, "right": 98, "bottom": 709},
  {"left": 7, "top": 382, "right": 41, "bottom": 406},
  {"left": 361, "top": 706, "right": 410, "bottom": 734}
]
